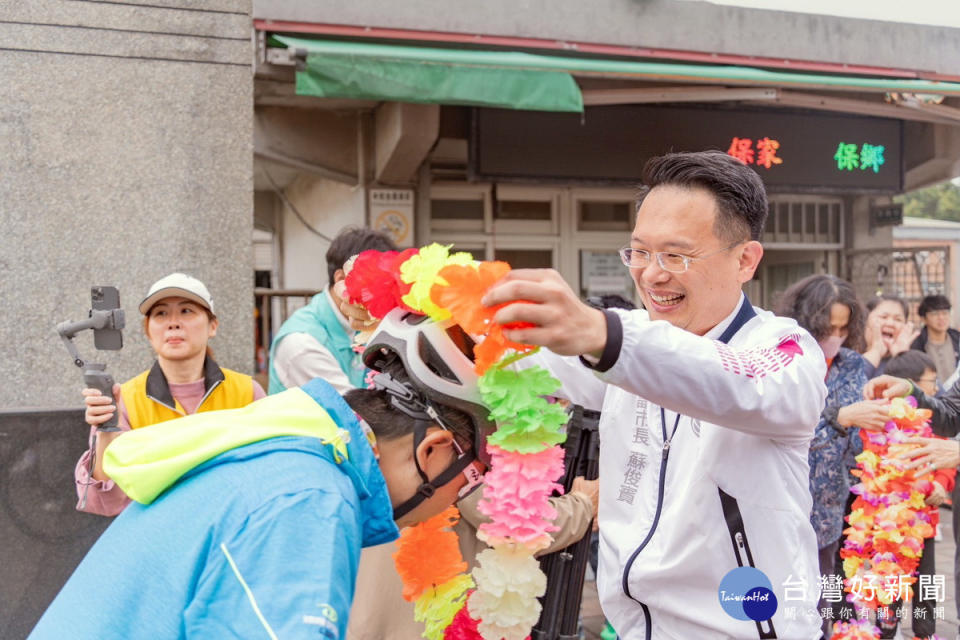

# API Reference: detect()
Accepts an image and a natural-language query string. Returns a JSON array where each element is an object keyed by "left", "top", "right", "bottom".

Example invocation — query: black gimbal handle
[
  {"left": 84, "top": 365, "right": 119, "bottom": 431},
  {"left": 56, "top": 287, "right": 124, "bottom": 433}
]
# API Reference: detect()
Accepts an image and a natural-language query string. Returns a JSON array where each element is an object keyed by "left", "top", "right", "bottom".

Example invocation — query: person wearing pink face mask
[{"left": 776, "top": 274, "right": 889, "bottom": 638}]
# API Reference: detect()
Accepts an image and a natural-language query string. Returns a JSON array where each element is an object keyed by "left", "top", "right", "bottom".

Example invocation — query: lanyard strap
[{"left": 716, "top": 297, "right": 777, "bottom": 639}]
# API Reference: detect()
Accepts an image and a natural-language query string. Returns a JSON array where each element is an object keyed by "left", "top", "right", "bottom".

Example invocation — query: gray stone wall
[
  {"left": 0, "top": 0, "right": 254, "bottom": 409},
  {"left": 254, "top": 0, "right": 960, "bottom": 77}
]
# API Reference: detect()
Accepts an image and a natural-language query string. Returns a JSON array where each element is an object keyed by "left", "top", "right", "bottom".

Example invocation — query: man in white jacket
[{"left": 484, "top": 151, "right": 827, "bottom": 639}]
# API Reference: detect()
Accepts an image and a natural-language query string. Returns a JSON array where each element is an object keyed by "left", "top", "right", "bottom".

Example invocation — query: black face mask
[{"left": 372, "top": 372, "right": 480, "bottom": 522}]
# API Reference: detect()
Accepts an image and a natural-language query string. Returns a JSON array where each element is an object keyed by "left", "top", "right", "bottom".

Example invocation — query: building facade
[
  {"left": 5, "top": 1, "right": 960, "bottom": 634},
  {"left": 250, "top": 0, "right": 960, "bottom": 361}
]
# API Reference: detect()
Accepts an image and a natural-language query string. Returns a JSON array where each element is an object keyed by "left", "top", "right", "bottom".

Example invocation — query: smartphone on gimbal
[{"left": 91, "top": 286, "right": 123, "bottom": 351}]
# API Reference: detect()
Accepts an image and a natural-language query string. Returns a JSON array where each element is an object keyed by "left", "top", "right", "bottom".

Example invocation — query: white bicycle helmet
[{"left": 363, "top": 307, "right": 494, "bottom": 465}]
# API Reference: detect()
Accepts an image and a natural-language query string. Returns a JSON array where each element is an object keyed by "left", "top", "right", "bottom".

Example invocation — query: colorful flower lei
[
  {"left": 344, "top": 243, "right": 570, "bottom": 640},
  {"left": 832, "top": 396, "right": 938, "bottom": 640},
  {"left": 829, "top": 619, "right": 881, "bottom": 639}
]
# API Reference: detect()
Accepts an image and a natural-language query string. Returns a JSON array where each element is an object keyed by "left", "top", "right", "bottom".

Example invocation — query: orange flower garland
[{"left": 394, "top": 507, "right": 470, "bottom": 602}]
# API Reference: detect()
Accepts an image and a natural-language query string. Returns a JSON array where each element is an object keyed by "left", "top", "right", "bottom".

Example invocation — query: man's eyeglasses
[{"left": 619, "top": 241, "right": 743, "bottom": 274}]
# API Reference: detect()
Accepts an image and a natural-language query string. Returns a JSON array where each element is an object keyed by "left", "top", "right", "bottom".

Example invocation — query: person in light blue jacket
[{"left": 30, "top": 311, "right": 492, "bottom": 640}]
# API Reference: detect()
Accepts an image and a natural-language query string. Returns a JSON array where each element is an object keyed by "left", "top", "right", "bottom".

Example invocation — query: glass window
[
  {"left": 578, "top": 201, "right": 633, "bottom": 231},
  {"left": 791, "top": 203, "right": 803, "bottom": 234},
  {"left": 431, "top": 199, "right": 484, "bottom": 220},
  {"left": 778, "top": 204, "right": 789, "bottom": 240},
  {"left": 579, "top": 250, "right": 636, "bottom": 302},
  {"left": 447, "top": 245, "right": 485, "bottom": 261},
  {"left": 495, "top": 200, "right": 551, "bottom": 221},
  {"left": 764, "top": 202, "right": 777, "bottom": 239},
  {"left": 494, "top": 249, "right": 553, "bottom": 269},
  {"left": 766, "top": 262, "right": 815, "bottom": 309},
  {"left": 830, "top": 204, "right": 841, "bottom": 240}
]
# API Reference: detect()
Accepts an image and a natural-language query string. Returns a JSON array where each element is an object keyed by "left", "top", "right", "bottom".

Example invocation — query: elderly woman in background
[{"left": 776, "top": 274, "right": 889, "bottom": 638}]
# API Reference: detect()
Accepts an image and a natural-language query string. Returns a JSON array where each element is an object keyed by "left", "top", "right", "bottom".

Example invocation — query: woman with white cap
[{"left": 74, "top": 273, "right": 265, "bottom": 515}]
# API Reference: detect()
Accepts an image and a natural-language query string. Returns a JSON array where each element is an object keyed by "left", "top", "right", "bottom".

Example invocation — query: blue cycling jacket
[{"left": 30, "top": 378, "right": 398, "bottom": 640}]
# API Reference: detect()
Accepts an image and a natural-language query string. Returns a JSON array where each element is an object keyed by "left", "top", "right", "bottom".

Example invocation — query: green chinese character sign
[
  {"left": 834, "top": 143, "right": 859, "bottom": 171},
  {"left": 834, "top": 142, "right": 885, "bottom": 173},
  {"left": 860, "top": 144, "right": 885, "bottom": 173}
]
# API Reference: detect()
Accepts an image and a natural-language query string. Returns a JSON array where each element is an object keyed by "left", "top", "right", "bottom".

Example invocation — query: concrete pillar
[{"left": 1, "top": 0, "right": 254, "bottom": 409}]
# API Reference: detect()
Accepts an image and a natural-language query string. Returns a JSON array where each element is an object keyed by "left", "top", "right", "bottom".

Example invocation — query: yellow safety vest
[{"left": 120, "top": 359, "right": 254, "bottom": 430}]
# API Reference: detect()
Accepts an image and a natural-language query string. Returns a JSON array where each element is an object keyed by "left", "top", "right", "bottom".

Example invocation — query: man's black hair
[
  {"left": 884, "top": 350, "right": 937, "bottom": 382},
  {"left": 636, "top": 150, "right": 768, "bottom": 242},
  {"left": 326, "top": 227, "right": 398, "bottom": 285},
  {"left": 775, "top": 274, "right": 866, "bottom": 353},
  {"left": 918, "top": 294, "right": 951, "bottom": 318},
  {"left": 342, "top": 363, "right": 474, "bottom": 450}
]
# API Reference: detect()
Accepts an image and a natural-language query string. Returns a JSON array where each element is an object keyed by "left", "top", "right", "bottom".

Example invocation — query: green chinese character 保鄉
[{"left": 834, "top": 142, "right": 859, "bottom": 171}]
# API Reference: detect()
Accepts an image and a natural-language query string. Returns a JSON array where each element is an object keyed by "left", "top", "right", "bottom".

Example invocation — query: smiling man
[{"left": 483, "top": 151, "right": 827, "bottom": 639}]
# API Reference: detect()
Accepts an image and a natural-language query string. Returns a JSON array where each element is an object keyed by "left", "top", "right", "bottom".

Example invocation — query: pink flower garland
[{"left": 476, "top": 445, "right": 565, "bottom": 551}]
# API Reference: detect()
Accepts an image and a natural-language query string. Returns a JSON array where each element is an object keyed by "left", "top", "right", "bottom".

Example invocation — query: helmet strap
[
  {"left": 391, "top": 420, "right": 478, "bottom": 522},
  {"left": 372, "top": 371, "right": 485, "bottom": 521}
]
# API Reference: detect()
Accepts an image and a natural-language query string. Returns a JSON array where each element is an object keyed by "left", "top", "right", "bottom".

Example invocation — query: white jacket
[{"left": 534, "top": 297, "right": 826, "bottom": 640}]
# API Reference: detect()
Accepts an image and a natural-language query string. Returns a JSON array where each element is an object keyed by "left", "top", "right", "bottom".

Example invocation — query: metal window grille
[
  {"left": 845, "top": 246, "right": 950, "bottom": 323},
  {"left": 763, "top": 199, "right": 842, "bottom": 246}
]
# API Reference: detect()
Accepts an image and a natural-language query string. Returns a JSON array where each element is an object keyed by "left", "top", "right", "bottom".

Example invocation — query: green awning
[
  {"left": 271, "top": 35, "right": 584, "bottom": 113},
  {"left": 271, "top": 35, "right": 960, "bottom": 113}
]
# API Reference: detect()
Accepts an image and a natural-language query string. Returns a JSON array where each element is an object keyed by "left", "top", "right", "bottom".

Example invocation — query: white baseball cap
[{"left": 139, "top": 273, "right": 215, "bottom": 315}]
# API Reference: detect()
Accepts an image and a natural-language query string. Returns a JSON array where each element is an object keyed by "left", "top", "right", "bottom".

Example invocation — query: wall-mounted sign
[
  {"left": 869, "top": 202, "right": 903, "bottom": 229},
  {"left": 727, "top": 137, "right": 783, "bottom": 169},
  {"left": 472, "top": 105, "right": 903, "bottom": 193},
  {"left": 369, "top": 188, "right": 414, "bottom": 248},
  {"left": 580, "top": 250, "right": 635, "bottom": 300},
  {"left": 833, "top": 142, "right": 885, "bottom": 173}
]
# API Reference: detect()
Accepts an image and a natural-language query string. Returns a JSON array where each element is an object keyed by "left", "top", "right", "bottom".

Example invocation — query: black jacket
[
  {"left": 915, "top": 383, "right": 960, "bottom": 438},
  {"left": 910, "top": 326, "right": 960, "bottom": 357}
]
